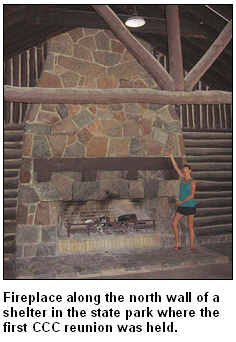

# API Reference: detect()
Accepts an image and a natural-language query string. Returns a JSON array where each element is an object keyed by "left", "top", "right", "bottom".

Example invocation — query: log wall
[
  {"left": 4, "top": 42, "right": 47, "bottom": 124},
  {"left": 156, "top": 55, "right": 232, "bottom": 130}
]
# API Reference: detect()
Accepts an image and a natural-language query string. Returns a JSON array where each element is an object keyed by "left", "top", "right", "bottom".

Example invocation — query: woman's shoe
[
  {"left": 173, "top": 245, "right": 183, "bottom": 251},
  {"left": 190, "top": 248, "right": 197, "bottom": 253}
]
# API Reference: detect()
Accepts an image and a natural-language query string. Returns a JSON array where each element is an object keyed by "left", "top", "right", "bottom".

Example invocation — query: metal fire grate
[{"left": 66, "top": 214, "right": 155, "bottom": 237}]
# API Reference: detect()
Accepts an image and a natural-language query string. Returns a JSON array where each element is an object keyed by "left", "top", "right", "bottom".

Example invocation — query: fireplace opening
[{"left": 60, "top": 199, "right": 157, "bottom": 238}]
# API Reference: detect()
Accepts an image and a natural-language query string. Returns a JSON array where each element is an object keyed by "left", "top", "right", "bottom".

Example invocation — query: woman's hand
[
  {"left": 165, "top": 151, "right": 172, "bottom": 157},
  {"left": 176, "top": 201, "right": 182, "bottom": 206},
  {"left": 166, "top": 151, "right": 184, "bottom": 179}
]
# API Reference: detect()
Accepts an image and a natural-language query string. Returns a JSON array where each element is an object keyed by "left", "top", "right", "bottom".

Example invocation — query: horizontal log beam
[
  {"left": 91, "top": 5, "right": 174, "bottom": 91},
  {"left": 4, "top": 86, "right": 232, "bottom": 105}
]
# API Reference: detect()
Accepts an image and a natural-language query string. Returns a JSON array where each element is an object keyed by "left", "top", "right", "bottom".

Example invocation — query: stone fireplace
[{"left": 16, "top": 27, "right": 186, "bottom": 259}]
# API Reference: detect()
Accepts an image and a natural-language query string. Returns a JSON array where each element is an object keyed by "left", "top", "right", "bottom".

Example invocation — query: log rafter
[
  {"left": 91, "top": 5, "right": 232, "bottom": 96},
  {"left": 184, "top": 20, "right": 232, "bottom": 91},
  {"left": 91, "top": 5, "right": 175, "bottom": 91}
]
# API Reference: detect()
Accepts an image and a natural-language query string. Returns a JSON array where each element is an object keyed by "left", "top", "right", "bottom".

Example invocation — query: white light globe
[{"left": 125, "top": 15, "right": 146, "bottom": 28}]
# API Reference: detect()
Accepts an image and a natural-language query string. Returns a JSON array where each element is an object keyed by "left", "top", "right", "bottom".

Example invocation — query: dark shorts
[{"left": 176, "top": 206, "right": 196, "bottom": 216}]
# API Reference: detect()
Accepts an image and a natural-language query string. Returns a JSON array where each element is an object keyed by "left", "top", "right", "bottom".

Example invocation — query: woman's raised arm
[{"left": 166, "top": 151, "right": 184, "bottom": 179}]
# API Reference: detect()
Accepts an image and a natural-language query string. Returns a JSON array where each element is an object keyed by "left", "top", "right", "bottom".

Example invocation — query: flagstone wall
[{"left": 16, "top": 28, "right": 186, "bottom": 259}]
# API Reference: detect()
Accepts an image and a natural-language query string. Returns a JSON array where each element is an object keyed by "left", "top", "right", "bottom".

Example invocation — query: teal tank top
[{"left": 179, "top": 178, "right": 196, "bottom": 207}]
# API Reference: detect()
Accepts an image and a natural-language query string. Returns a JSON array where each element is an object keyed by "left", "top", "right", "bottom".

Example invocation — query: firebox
[{"left": 60, "top": 200, "right": 156, "bottom": 238}]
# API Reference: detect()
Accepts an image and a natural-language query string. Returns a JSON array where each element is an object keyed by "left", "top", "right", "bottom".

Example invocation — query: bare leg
[
  {"left": 187, "top": 215, "right": 195, "bottom": 251},
  {"left": 171, "top": 212, "right": 184, "bottom": 247}
]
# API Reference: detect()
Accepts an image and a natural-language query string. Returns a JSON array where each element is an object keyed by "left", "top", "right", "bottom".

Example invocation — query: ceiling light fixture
[{"left": 125, "top": 5, "right": 146, "bottom": 28}]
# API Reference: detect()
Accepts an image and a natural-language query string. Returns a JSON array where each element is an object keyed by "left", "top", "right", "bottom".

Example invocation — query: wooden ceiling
[{"left": 4, "top": 4, "right": 232, "bottom": 91}]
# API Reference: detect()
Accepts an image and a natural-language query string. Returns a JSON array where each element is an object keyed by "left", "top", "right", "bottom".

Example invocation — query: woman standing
[{"left": 166, "top": 152, "right": 197, "bottom": 253}]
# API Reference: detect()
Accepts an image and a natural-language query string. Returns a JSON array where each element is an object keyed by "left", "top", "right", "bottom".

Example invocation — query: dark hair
[{"left": 182, "top": 164, "right": 192, "bottom": 171}]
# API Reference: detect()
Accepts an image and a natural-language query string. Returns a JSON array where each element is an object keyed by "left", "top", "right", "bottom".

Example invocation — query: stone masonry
[{"left": 16, "top": 28, "right": 186, "bottom": 259}]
